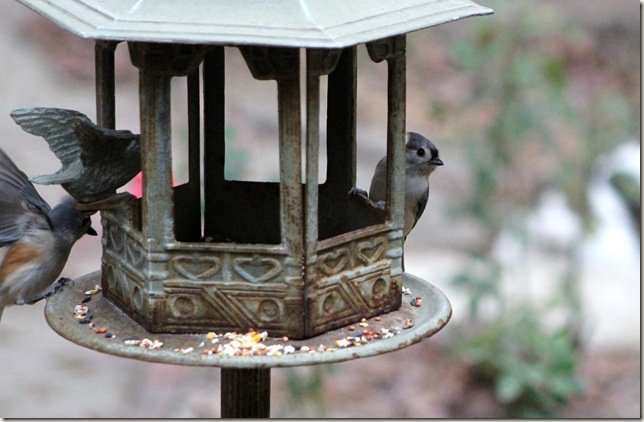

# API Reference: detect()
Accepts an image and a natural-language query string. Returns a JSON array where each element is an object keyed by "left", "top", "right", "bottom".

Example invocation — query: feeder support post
[{"left": 221, "top": 368, "right": 271, "bottom": 418}]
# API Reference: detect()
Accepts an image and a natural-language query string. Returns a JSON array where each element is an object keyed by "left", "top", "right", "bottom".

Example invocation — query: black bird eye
[{"left": 417, "top": 148, "right": 425, "bottom": 157}]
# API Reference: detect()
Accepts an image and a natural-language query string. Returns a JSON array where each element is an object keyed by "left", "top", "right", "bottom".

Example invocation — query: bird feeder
[{"left": 15, "top": 0, "right": 492, "bottom": 417}]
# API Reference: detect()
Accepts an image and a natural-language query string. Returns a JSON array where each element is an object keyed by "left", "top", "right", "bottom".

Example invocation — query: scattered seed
[
  {"left": 81, "top": 296, "right": 92, "bottom": 304},
  {"left": 104, "top": 333, "right": 114, "bottom": 338},
  {"left": 335, "top": 339, "right": 351, "bottom": 348},
  {"left": 375, "top": 317, "right": 381, "bottom": 322},
  {"left": 84, "top": 285, "right": 102, "bottom": 295},
  {"left": 348, "top": 325, "right": 356, "bottom": 331}
]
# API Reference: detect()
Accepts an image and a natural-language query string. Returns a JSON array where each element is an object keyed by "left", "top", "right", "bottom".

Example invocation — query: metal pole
[{"left": 221, "top": 368, "right": 271, "bottom": 418}]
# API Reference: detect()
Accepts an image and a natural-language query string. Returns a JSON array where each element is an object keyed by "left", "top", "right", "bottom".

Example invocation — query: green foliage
[
  {"left": 276, "top": 366, "right": 333, "bottom": 418},
  {"left": 441, "top": 3, "right": 637, "bottom": 418},
  {"left": 455, "top": 310, "right": 584, "bottom": 418},
  {"left": 451, "top": 259, "right": 502, "bottom": 319}
]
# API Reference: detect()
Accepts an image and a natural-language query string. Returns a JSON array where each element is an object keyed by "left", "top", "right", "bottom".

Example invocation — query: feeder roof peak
[{"left": 17, "top": 0, "right": 492, "bottom": 48}]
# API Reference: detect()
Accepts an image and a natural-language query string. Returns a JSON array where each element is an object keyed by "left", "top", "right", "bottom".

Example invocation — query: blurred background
[{"left": 0, "top": 0, "right": 639, "bottom": 417}]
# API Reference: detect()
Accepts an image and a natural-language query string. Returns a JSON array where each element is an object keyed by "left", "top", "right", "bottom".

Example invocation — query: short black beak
[
  {"left": 86, "top": 226, "right": 98, "bottom": 236},
  {"left": 431, "top": 157, "right": 444, "bottom": 166}
]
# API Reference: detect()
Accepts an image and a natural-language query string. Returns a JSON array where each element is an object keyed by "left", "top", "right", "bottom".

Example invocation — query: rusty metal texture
[
  {"left": 96, "top": 41, "right": 413, "bottom": 339},
  {"left": 44, "top": 271, "right": 452, "bottom": 368},
  {"left": 14, "top": 0, "right": 494, "bottom": 341},
  {"left": 16, "top": 0, "right": 493, "bottom": 48},
  {"left": 95, "top": 41, "right": 118, "bottom": 129}
]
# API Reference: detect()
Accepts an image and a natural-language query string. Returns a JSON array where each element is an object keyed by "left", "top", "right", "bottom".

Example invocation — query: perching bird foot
[
  {"left": 348, "top": 187, "right": 369, "bottom": 199},
  {"left": 20, "top": 277, "right": 73, "bottom": 305}
]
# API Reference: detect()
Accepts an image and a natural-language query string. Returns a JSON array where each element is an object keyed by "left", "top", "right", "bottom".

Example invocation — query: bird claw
[
  {"left": 348, "top": 187, "right": 369, "bottom": 198},
  {"left": 20, "top": 278, "right": 73, "bottom": 305}
]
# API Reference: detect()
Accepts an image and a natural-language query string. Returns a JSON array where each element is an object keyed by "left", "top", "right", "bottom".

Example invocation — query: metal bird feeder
[{"left": 15, "top": 0, "right": 492, "bottom": 417}]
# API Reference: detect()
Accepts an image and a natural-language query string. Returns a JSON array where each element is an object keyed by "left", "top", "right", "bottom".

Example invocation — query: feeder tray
[{"left": 45, "top": 271, "right": 451, "bottom": 368}]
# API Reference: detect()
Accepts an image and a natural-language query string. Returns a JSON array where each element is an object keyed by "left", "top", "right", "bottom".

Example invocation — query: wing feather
[
  {"left": 0, "top": 147, "right": 51, "bottom": 245},
  {"left": 11, "top": 107, "right": 91, "bottom": 167}
]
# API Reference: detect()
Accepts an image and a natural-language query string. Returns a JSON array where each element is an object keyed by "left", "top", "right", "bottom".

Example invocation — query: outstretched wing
[
  {"left": 73, "top": 118, "right": 140, "bottom": 169},
  {"left": 0, "top": 147, "right": 51, "bottom": 246},
  {"left": 11, "top": 107, "right": 91, "bottom": 168}
]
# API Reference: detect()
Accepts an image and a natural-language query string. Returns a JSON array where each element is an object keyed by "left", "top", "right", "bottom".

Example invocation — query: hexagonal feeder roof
[{"left": 17, "top": 0, "right": 492, "bottom": 47}]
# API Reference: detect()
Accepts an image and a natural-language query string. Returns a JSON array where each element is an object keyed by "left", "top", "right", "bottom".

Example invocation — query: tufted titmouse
[
  {"left": 0, "top": 146, "right": 96, "bottom": 322},
  {"left": 368, "top": 132, "right": 443, "bottom": 239},
  {"left": 11, "top": 107, "right": 140, "bottom": 204},
  {"left": 350, "top": 131, "right": 443, "bottom": 260}
]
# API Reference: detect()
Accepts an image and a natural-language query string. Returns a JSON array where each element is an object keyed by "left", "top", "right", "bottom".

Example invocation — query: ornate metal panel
[
  {"left": 306, "top": 226, "right": 403, "bottom": 336},
  {"left": 101, "top": 200, "right": 306, "bottom": 336}
]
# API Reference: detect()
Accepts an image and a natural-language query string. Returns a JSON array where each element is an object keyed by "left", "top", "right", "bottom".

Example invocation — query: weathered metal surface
[
  {"left": 12, "top": 0, "right": 492, "bottom": 341},
  {"left": 44, "top": 271, "right": 452, "bottom": 368},
  {"left": 100, "top": 202, "right": 300, "bottom": 335},
  {"left": 307, "top": 224, "right": 402, "bottom": 336},
  {"left": 383, "top": 36, "right": 407, "bottom": 275},
  {"left": 221, "top": 368, "right": 271, "bottom": 418},
  {"left": 95, "top": 41, "right": 118, "bottom": 129},
  {"left": 91, "top": 38, "right": 411, "bottom": 338},
  {"left": 16, "top": 0, "right": 493, "bottom": 47}
]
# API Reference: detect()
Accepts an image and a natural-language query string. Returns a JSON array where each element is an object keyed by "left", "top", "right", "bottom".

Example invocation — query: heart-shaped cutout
[
  {"left": 318, "top": 247, "right": 349, "bottom": 275},
  {"left": 233, "top": 256, "right": 282, "bottom": 283},
  {"left": 172, "top": 256, "right": 222, "bottom": 281},
  {"left": 107, "top": 225, "right": 125, "bottom": 254},
  {"left": 357, "top": 239, "right": 385, "bottom": 265}
]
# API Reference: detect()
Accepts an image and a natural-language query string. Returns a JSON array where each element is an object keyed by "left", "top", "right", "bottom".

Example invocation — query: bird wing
[
  {"left": 368, "top": 156, "right": 388, "bottom": 202},
  {"left": 412, "top": 187, "right": 429, "bottom": 232},
  {"left": 0, "top": 147, "right": 51, "bottom": 246},
  {"left": 73, "top": 119, "right": 140, "bottom": 169},
  {"left": 11, "top": 107, "right": 91, "bottom": 168}
]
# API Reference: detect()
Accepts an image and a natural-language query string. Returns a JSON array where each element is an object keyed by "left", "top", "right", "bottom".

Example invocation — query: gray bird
[
  {"left": 368, "top": 132, "right": 444, "bottom": 239},
  {"left": 0, "top": 146, "right": 97, "bottom": 322},
  {"left": 11, "top": 107, "right": 140, "bottom": 204}
]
